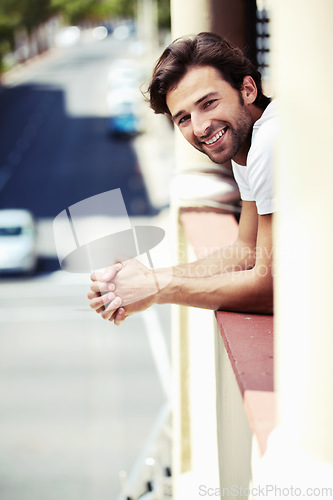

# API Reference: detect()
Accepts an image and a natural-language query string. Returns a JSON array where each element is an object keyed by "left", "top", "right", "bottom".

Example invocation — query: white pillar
[
  {"left": 171, "top": 0, "right": 212, "bottom": 38},
  {"left": 170, "top": 0, "right": 216, "bottom": 173},
  {"left": 252, "top": 0, "right": 333, "bottom": 494},
  {"left": 169, "top": 2, "right": 219, "bottom": 499},
  {"left": 137, "top": 0, "right": 158, "bottom": 58}
]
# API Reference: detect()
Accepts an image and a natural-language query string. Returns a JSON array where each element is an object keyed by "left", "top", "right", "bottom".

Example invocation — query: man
[{"left": 87, "top": 32, "right": 278, "bottom": 325}]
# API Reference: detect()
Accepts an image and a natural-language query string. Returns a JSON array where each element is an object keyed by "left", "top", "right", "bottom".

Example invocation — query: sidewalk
[
  {"left": 129, "top": 41, "right": 176, "bottom": 212},
  {"left": 0, "top": 46, "right": 62, "bottom": 87},
  {"left": 134, "top": 106, "right": 175, "bottom": 211}
]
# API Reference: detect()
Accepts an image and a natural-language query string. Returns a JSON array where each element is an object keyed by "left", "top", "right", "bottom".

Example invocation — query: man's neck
[
  {"left": 233, "top": 104, "right": 265, "bottom": 166},
  {"left": 250, "top": 103, "right": 265, "bottom": 124}
]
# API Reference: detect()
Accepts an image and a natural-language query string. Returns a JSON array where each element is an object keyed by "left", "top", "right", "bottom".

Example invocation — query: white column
[
  {"left": 274, "top": 0, "right": 333, "bottom": 462},
  {"left": 169, "top": 2, "right": 220, "bottom": 499},
  {"left": 137, "top": 0, "right": 158, "bottom": 58},
  {"left": 170, "top": 0, "right": 216, "bottom": 173},
  {"left": 252, "top": 0, "right": 333, "bottom": 494},
  {"left": 171, "top": 0, "right": 212, "bottom": 38}
]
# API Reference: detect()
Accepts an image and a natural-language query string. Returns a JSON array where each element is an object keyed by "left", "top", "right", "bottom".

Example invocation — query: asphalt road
[
  {"left": 0, "top": 33, "right": 171, "bottom": 500},
  {"left": 0, "top": 34, "right": 156, "bottom": 221}
]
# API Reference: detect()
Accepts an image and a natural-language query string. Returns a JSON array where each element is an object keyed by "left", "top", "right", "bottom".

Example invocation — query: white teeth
[{"left": 205, "top": 129, "right": 225, "bottom": 145}]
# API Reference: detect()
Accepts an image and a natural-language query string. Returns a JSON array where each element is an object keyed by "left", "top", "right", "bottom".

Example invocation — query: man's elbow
[
  {"left": 258, "top": 293, "right": 274, "bottom": 315},
  {"left": 253, "top": 267, "right": 274, "bottom": 314}
]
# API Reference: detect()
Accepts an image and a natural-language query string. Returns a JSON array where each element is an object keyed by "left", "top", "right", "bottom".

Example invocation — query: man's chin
[
  {"left": 205, "top": 149, "right": 234, "bottom": 165},
  {"left": 193, "top": 143, "right": 234, "bottom": 165}
]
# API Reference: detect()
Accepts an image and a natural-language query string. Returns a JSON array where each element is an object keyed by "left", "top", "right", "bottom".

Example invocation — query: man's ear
[{"left": 241, "top": 76, "right": 258, "bottom": 105}]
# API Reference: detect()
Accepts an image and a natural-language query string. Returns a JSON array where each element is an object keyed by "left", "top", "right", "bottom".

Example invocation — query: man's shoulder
[
  {"left": 254, "top": 99, "right": 279, "bottom": 128},
  {"left": 251, "top": 100, "right": 279, "bottom": 152}
]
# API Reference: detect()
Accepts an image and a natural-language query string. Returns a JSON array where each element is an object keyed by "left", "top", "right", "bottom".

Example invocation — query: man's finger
[
  {"left": 114, "top": 308, "right": 126, "bottom": 326},
  {"left": 89, "top": 292, "right": 116, "bottom": 310},
  {"left": 90, "top": 263, "right": 123, "bottom": 282},
  {"left": 101, "top": 296, "right": 122, "bottom": 320},
  {"left": 90, "top": 281, "right": 115, "bottom": 294},
  {"left": 87, "top": 290, "right": 98, "bottom": 300}
]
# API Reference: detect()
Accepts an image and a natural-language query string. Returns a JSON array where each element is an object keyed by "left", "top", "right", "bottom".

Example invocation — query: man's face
[{"left": 166, "top": 65, "right": 254, "bottom": 165}]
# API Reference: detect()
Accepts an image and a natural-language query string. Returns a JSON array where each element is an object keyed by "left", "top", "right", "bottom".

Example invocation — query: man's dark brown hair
[{"left": 147, "top": 32, "right": 270, "bottom": 115}]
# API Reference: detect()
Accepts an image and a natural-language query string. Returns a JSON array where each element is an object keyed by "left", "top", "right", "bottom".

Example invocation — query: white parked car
[
  {"left": 0, "top": 209, "right": 38, "bottom": 275},
  {"left": 106, "top": 59, "right": 146, "bottom": 136},
  {"left": 107, "top": 59, "right": 144, "bottom": 90}
]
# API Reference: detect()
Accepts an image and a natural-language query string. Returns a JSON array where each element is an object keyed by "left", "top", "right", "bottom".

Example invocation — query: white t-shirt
[{"left": 231, "top": 100, "right": 279, "bottom": 215}]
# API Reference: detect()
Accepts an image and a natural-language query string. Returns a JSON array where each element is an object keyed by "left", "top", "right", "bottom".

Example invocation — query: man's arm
[
  {"left": 156, "top": 210, "right": 273, "bottom": 313},
  {"left": 157, "top": 201, "right": 259, "bottom": 278},
  {"left": 88, "top": 201, "right": 273, "bottom": 321}
]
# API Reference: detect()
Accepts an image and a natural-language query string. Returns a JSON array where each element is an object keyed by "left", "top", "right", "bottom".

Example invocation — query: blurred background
[{"left": 0, "top": 1, "right": 174, "bottom": 499}]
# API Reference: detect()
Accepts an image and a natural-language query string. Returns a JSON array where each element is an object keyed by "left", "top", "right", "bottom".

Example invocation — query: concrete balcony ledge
[
  {"left": 216, "top": 310, "right": 275, "bottom": 454},
  {"left": 216, "top": 311, "right": 274, "bottom": 394},
  {"left": 180, "top": 208, "right": 275, "bottom": 455}
]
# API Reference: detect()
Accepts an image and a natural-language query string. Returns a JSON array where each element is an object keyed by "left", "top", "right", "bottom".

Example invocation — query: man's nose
[{"left": 192, "top": 113, "right": 211, "bottom": 138}]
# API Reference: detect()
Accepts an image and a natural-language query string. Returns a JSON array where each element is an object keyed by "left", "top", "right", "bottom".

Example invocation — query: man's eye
[
  {"left": 204, "top": 99, "right": 217, "bottom": 109},
  {"left": 179, "top": 115, "right": 190, "bottom": 125}
]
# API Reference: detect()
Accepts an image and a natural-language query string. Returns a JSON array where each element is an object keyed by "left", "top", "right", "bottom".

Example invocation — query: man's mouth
[{"left": 203, "top": 127, "right": 228, "bottom": 147}]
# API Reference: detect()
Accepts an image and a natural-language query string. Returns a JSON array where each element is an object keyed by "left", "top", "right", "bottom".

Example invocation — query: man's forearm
[
  {"left": 155, "top": 265, "right": 273, "bottom": 314},
  {"left": 157, "top": 242, "right": 256, "bottom": 278}
]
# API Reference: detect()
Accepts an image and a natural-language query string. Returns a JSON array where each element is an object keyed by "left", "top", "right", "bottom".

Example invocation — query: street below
[{"left": 0, "top": 31, "right": 171, "bottom": 500}]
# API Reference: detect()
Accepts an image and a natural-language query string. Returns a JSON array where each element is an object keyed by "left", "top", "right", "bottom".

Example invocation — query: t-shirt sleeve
[
  {"left": 231, "top": 163, "right": 254, "bottom": 202},
  {"left": 232, "top": 117, "right": 278, "bottom": 215},
  {"left": 247, "top": 119, "right": 277, "bottom": 215}
]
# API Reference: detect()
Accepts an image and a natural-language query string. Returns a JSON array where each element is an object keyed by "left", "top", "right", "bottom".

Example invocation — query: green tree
[
  {"left": 0, "top": 0, "right": 26, "bottom": 70},
  {"left": 0, "top": 0, "right": 170, "bottom": 72},
  {"left": 157, "top": 0, "right": 170, "bottom": 30},
  {"left": 0, "top": 0, "right": 55, "bottom": 34},
  {"left": 51, "top": 0, "right": 136, "bottom": 25}
]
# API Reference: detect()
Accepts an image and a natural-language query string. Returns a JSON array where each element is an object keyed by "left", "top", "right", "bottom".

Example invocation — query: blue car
[
  {"left": 108, "top": 101, "right": 141, "bottom": 136},
  {"left": 106, "top": 85, "right": 144, "bottom": 137}
]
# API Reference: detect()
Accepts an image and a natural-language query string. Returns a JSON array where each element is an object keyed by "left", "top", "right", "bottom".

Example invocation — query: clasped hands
[{"left": 87, "top": 257, "right": 164, "bottom": 326}]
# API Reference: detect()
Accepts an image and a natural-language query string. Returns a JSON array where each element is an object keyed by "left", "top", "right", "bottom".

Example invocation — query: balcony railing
[{"left": 171, "top": 206, "right": 275, "bottom": 499}]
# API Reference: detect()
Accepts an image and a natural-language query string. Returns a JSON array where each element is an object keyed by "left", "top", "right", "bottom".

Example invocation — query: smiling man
[
  {"left": 88, "top": 32, "right": 278, "bottom": 325},
  {"left": 167, "top": 66, "right": 259, "bottom": 166}
]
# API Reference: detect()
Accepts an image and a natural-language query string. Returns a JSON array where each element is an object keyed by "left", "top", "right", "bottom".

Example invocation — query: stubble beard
[{"left": 195, "top": 104, "right": 253, "bottom": 165}]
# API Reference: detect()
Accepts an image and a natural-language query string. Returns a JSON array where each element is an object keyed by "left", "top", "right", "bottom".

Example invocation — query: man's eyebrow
[
  {"left": 195, "top": 91, "right": 220, "bottom": 106},
  {"left": 171, "top": 92, "right": 220, "bottom": 122}
]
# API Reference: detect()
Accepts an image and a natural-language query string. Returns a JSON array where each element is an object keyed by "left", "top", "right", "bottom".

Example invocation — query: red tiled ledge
[{"left": 180, "top": 208, "right": 276, "bottom": 454}]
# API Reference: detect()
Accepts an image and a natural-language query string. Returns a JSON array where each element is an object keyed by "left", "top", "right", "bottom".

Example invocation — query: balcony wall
[{"left": 171, "top": 208, "right": 275, "bottom": 500}]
